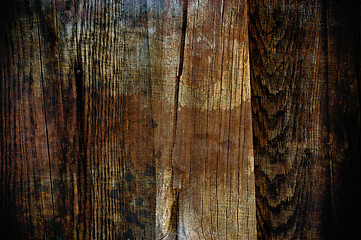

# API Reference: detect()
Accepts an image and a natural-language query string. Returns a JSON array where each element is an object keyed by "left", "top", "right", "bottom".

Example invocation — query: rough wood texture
[
  {"left": 0, "top": 0, "right": 256, "bottom": 239},
  {"left": 249, "top": 0, "right": 361, "bottom": 239},
  {"left": 1, "top": 0, "right": 360, "bottom": 239},
  {"left": 153, "top": 0, "right": 256, "bottom": 239},
  {"left": 0, "top": 1, "right": 156, "bottom": 239}
]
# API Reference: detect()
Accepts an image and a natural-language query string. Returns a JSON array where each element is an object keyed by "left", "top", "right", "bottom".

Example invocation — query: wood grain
[
  {"left": 0, "top": 1, "right": 156, "bottom": 239},
  {"left": 76, "top": 1, "right": 156, "bottom": 238},
  {"left": 0, "top": 0, "right": 256, "bottom": 239},
  {"left": 249, "top": 0, "right": 361, "bottom": 239},
  {"left": 149, "top": 0, "right": 256, "bottom": 238},
  {"left": 1, "top": 0, "right": 359, "bottom": 239},
  {"left": 173, "top": 0, "right": 256, "bottom": 238},
  {"left": 0, "top": 3, "right": 64, "bottom": 239}
]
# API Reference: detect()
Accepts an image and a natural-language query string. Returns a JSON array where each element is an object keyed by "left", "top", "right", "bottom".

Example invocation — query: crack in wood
[{"left": 170, "top": 0, "right": 188, "bottom": 238}]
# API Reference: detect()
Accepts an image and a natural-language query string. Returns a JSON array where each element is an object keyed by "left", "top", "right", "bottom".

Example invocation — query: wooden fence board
[
  {"left": 168, "top": 0, "right": 256, "bottom": 239},
  {"left": 249, "top": 0, "right": 361, "bottom": 238}
]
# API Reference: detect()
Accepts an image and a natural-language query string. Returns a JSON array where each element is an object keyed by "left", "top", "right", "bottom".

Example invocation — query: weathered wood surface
[
  {"left": 249, "top": 0, "right": 361, "bottom": 239},
  {"left": 177, "top": 0, "right": 256, "bottom": 237},
  {"left": 153, "top": 0, "right": 256, "bottom": 238},
  {"left": 0, "top": 0, "right": 360, "bottom": 240},
  {"left": 0, "top": 1, "right": 157, "bottom": 239},
  {"left": 0, "top": 0, "right": 256, "bottom": 239}
]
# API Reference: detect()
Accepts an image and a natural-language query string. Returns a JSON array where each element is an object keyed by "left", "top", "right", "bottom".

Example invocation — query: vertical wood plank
[
  {"left": 0, "top": 3, "right": 62, "bottom": 239},
  {"left": 1, "top": 1, "right": 157, "bottom": 239},
  {"left": 75, "top": 0, "right": 156, "bottom": 238},
  {"left": 249, "top": 0, "right": 361, "bottom": 239},
  {"left": 161, "top": 0, "right": 257, "bottom": 239},
  {"left": 249, "top": 0, "right": 329, "bottom": 238},
  {"left": 326, "top": 0, "right": 361, "bottom": 238}
]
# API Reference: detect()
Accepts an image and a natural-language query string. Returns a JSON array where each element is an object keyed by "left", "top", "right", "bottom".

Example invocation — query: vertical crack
[
  {"left": 74, "top": 51, "right": 89, "bottom": 239},
  {"left": 171, "top": 0, "right": 188, "bottom": 149},
  {"left": 169, "top": 190, "right": 180, "bottom": 239},
  {"left": 169, "top": 0, "right": 188, "bottom": 238},
  {"left": 177, "top": 0, "right": 188, "bottom": 80},
  {"left": 171, "top": 0, "right": 188, "bottom": 186},
  {"left": 74, "top": 3, "right": 90, "bottom": 235}
]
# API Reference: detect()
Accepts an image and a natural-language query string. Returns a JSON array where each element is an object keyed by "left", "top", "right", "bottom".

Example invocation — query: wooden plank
[
  {"left": 325, "top": 0, "right": 361, "bottom": 238},
  {"left": 249, "top": 0, "right": 329, "bottom": 238},
  {"left": 36, "top": 2, "right": 82, "bottom": 239},
  {"left": 249, "top": 0, "right": 361, "bottom": 239},
  {"left": 149, "top": 0, "right": 256, "bottom": 238},
  {"left": 172, "top": 0, "right": 256, "bottom": 238},
  {"left": 0, "top": 1, "right": 157, "bottom": 239},
  {"left": 75, "top": 0, "right": 156, "bottom": 238},
  {"left": 0, "top": 3, "right": 64, "bottom": 239}
]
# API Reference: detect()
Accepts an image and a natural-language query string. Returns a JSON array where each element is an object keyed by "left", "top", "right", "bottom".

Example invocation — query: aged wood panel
[
  {"left": 175, "top": 0, "right": 256, "bottom": 239},
  {"left": 75, "top": 0, "right": 156, "bottom": 238},
  {"left": 1, "top": 0, "right": 256, "bottom": 239},
  {"left": 249, "top": 0, "right": 360, "bottom": 239},
  {"left": 152, "top": 0, "right": 256, "bottom": 239},
  {"left": 0, "top": 3, "right": 70, "bottom": 239},
  {"left": 1, "top": 0, "right": 360, "bottom": 239},
  {"left": 0, "top": 1, "right": 157, "bottom": 239}
]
